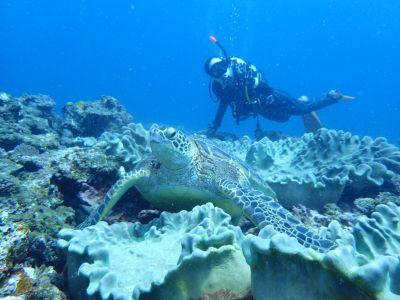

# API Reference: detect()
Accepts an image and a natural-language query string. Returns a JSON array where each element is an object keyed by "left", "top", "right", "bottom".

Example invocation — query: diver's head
[{"left": 204, "top": 57, "right": 229, "bottom": 79}]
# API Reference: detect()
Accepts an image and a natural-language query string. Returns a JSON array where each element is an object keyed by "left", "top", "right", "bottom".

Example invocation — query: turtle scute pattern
[{"left": 218, "top": 178, "right": 336, "bottom": 253}]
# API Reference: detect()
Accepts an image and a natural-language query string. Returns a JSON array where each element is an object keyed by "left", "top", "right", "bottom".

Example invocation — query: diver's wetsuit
[{"left": 209, "top": 57, "right": 338, "bottom": 131}]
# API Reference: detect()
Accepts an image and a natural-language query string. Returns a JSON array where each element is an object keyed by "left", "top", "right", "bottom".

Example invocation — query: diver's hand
[{"left": 327, "top": 90, "right": 356, "bottom": 101}]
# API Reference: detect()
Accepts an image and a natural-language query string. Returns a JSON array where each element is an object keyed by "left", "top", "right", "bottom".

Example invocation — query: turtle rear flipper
[
  {"left": 217, "top": 179, "right": 336, "bottom": 253},
  {"left": 77, "top": 169, "right": 151, "bottom": 229}
]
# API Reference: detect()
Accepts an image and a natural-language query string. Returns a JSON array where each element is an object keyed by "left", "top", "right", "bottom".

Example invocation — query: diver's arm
[
  {"left": 207, "top": 82, "right": 229, "bottom": 135},
  {"left": 210, "top": 81, "right": 229, "bottom": 131},
  {"left": 211, "top": 100, "right": 229, "bottom": 130}
]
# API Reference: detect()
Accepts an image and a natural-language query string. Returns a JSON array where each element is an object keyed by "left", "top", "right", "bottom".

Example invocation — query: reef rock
[
  {"left": 0, "top": 214, "right": 29, "bottom": 283},
  {"left": 246, "top": 129, "right": 400, "bottom": 209},
  {"left": 0, "top": 93, "right": 152, "bottom": 298},
  {"left": 61, "top": 96, "right": 132, "bottom": 140},
  {"left": 0, "top": 94, "right": 60, "bottom": 152},
  {"left": 242, "top": 202, "right": 400, "bottom": 300},
  {"left": 0, "top": 265, "right": 66, "bottom": 299},
  {"left": 58, "top": 203, "right": 251, "bottom": 300}
]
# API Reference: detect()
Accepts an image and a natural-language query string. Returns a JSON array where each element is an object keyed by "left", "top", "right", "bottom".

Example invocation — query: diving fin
[
  {"left": 341, "top": 94, "right": 356, "bottom": 100},
  {"left": 302, "top": 111, "right": 323, "bottom": 133}
]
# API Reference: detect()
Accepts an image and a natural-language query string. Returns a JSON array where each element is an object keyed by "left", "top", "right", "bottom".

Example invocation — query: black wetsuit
[{"left": 209, "top": 57, "right": 338, "bottom": 131}]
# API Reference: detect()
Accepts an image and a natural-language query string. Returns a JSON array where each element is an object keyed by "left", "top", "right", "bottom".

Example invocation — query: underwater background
[
  {"left": 2, "top": 1, "right": 400, "bottom": 299},
  {"left": 1, "top": 0, "right": 399, "bottom": 141}
]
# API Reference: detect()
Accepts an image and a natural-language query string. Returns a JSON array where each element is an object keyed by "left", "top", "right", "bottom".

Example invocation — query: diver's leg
[
  {"left": 274, "top": 92, "right": 326, "bottom": 132},
  {"left": 302, "top": 111, "right": 323, "bottom": 132},
  {"left": 287, "top": 93, "right": 338, "bottom": 115}
]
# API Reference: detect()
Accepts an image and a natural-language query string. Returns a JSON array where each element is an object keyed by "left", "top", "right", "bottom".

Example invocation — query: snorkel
[
  {"left": 207, "top": 35, "right": 230, "bottom": 102},
  {"left": 209, "top": 35, "right": 228, "bottom": 59}
]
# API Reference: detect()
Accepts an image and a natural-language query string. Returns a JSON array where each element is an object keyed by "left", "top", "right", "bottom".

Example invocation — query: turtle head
[{"left": 149, "top": 125, "right": 195, "bottom": 170}]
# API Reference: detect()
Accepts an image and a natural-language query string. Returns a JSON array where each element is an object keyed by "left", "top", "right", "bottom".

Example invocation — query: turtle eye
[{"left": 165, "top": 127, "right": 177, "bottom": 139}]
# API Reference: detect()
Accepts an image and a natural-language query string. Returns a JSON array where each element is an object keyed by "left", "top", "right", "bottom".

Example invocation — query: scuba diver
[{"left": 204, "top": 35, "right": 355, "bottom": 138}]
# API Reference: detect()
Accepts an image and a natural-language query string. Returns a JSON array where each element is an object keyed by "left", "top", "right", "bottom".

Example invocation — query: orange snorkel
[
  {"left": 209, "top": 35, "right": 228, "bottom": 59},
  {"left": 209, "top": 35, "right": 218, "bottom": 43}
]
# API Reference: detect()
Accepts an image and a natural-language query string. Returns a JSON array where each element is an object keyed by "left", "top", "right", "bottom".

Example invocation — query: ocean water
[
  {"left": 2, "top": 2, "right": 400, "bottom": 299},
  {"left": 1, "top": 0, "right": 399, "bottom": 142}
]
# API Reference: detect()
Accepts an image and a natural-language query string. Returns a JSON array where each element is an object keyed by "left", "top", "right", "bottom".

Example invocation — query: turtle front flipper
[
  {"left": 77, "top": 169, "right": 151, "bottom": 229},
  {"left": 217, "top": 179, "right": 336, "bottom": 253}
]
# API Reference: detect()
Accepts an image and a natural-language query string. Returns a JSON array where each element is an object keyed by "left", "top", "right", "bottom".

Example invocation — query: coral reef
[
  {"left": 0, "top": 207, "right": 65, "bottom": 298},
  {"left": 254, "top": 129, "right": 289, "bottom": 142},
  {"left": 245, "top": 129, "right": 400, "bottom": 209},
  {"left": 0, "top": 266, "right": 66, "bottom": 299},
  {"left": 58, "top": 204, "right": 251, "bottom": 300},
  {"left": 100, "top": 122, "right": 151, "bottom": 168},
  {"left": 210, "top": 135, "right": 253, "bottom": 162},
  {"left": 2, "top": 91, "right": 400, "bottom": 300},
  {"left": 0, "top": 94, "right": 60, "bottom": 151},
  {"left": 242, "top": 202, "right": 400, "bottom": 300},
  {"left": 0, "top": 213, "right": 29, "bottom": 284},
  {"left": 289, "top": 192, "right": 400, "bottom": 237},
  {"left": 393, "top": 175, "right": 400, "bottom": 194},
  {"left": 0, "top": 93, "right": 136, "bottom": 298},
  {"left": 50, "top": 146, "right": 120, "bottom": 212},
  {"left": 61, "top": 95, "right": 132, "bottom": 140},
  {"left": 353, "top": 197, "right": 377, "bottom": 215}
]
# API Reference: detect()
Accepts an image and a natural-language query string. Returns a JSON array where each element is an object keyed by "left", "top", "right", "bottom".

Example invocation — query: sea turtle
[{"left": 79, "top": 125, "right": 336, "bottom": 252}]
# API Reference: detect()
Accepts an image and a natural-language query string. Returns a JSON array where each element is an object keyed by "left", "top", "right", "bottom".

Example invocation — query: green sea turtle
[{"left": 79, "top": 125, "right": 336, "bottom": 252}]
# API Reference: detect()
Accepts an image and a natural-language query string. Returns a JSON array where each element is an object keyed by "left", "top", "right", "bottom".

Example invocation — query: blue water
[{"left": 1, "top": 1, "right": 399, "bottom": 142}]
